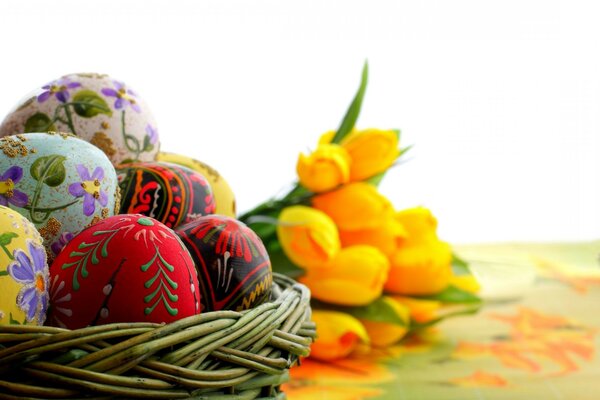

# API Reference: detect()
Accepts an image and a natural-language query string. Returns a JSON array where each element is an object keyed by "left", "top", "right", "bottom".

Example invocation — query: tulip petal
[{"left": 310, "top": 310, "right": 369, "bottom": 361}]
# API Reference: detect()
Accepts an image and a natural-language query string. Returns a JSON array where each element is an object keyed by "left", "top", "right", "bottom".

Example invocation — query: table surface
[{"left": 283, "top": 241, "right": 600, "bottom": 400}]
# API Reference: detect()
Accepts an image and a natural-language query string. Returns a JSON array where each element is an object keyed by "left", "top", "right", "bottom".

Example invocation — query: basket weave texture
[{"left": 0, "top": 273, "right": 314, "bottom": 399}]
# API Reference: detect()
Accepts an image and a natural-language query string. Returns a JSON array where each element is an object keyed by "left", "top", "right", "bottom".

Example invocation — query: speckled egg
[
  {"left": 176, "top": 215, "right": 272, "bottom": 312},
  {"left": 117, "top": 161, "right": 215, "bottom": 229},
  {"left": 0, "top": 205, "right": 49, "bottom": 325},
  {"left": 0, "top": 73, "right": 159, "bottom": 166},
  {"left": 157, "top": 152, "right": 237, "bottom": 217},
  {"left": 48, "top": 214, "right": 200, "bottom": 329},
  {"left": 0, "top": 133, "right": 119, "bottom": 257}
]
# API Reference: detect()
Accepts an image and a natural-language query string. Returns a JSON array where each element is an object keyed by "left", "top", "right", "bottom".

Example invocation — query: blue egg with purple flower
[
  {"left": 0, "top": 133, "right": 119, "bottom": 258},
  {"left": 0, "top": 73, "right": 159, "bottom": 166}
]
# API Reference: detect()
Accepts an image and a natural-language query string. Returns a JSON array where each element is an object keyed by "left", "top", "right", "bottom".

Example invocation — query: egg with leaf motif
[
  {"left": 117, "top": 161, "right": 215, "bottom": 229},
  {"left": 0, "top": 133, "right": 119, "bottom": 257},
  {"left": 0, "top": 205, "right": 49, "bottom": 326},
  {"left": 0, "top": 73, "right": 159, "bottom": 166},
  {"left": 176, "top": 215, "right": 272, "bottom": 312},
  {"left": 47, "top": 214, "right": 200, "bottom": 329}
]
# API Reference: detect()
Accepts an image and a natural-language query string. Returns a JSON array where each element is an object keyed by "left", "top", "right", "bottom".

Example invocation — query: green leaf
[
  {"left": 72, "top": 90, "right": 112, "bottom": 118},
  {"left": 312, "top": 297, "right": 408, "bottom": 327},
  {"left": 343, "top": 297, "right": 408, "bottom": 326},
  {"left": 452, "top": 253, "right": 471, "bottom": 276},
  {"left": 30, "top": 155, "right": 67, "bottom": 187},
  {"left": 0, "top": 271, "right": 8, "bottom": 277},
  {"left": 366, "top": 171, "right": 386, "bottom": 187},
  {"left": 415, "top": 285, "right": 481, "bottom": 304},
  {"left": 9, "top": 313, "right": 20, "bottom": 325},
  {"left": 142, "top": 135, "right": 154, "bottom": 152},
  {"left": 331, "top": 60, "right": 369, "bottom": 144},
  {"left": 0, "top": 232, "right": 18, "bottom": 247},
  {"left": 24, "top": 112, "right": 56, "bottom": 133}
]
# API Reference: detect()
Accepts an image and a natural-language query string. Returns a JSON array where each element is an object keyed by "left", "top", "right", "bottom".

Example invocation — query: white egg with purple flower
[
  {"left": 0, "top": 73, "right": 159, "bottom": 166},
  {"left": 0, "top": 133, "right": 119, "bottom": 258}
]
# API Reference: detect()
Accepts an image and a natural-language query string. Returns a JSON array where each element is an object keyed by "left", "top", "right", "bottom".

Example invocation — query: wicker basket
[{"left": 0, "top": 273, "right": 314, "bottom": 399}]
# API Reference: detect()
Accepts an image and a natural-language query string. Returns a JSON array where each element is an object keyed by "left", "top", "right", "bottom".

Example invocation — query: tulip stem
[{"left": 243, "top": 215, "right": 280, "bottom": 226}]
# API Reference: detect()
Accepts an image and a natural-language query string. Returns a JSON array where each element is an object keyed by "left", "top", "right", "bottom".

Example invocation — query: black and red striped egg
[{"left": 117, "top": 161, "right": 215, "bottom": 229}]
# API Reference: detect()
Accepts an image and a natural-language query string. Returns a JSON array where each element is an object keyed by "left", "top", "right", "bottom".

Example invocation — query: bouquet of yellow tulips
[{"left": 239, "top": 62, "right": 481, "bottom": 361}]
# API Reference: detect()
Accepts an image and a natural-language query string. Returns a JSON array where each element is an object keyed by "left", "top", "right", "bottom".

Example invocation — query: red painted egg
[
  {"left": 117, "top": 161, "right": 216, "bottom": 229},
  {"left": 48, "top": 214, "right": 200, "bottom": 329},
  {"left": 176, "top": 215, "right": 272, "bottom": 312}
]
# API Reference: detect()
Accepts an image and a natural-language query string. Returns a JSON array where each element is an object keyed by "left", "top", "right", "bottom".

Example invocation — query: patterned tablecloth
[{"left": 283, "top": 242, "right": 600, "bottom": 400}]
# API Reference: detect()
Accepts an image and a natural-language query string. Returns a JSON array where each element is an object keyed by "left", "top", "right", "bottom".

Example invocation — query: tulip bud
[
  {"left": 297, "top": 144, "right": 351, "bottom": 193},
  {"left": 391, "top": 296, "right": 442, "bottom": 324},
  {"left": 310, "top": 310, "right": 369, "bottom": 361},
  {"left": 313, "top": 182, "right": 394, "bottom": 231},
  {"left": 341, "top": 128, "right": 400, "bottom": 181},
  {"left": 396, "top": 207, "right": 439, "bottom": 244},
  {"left": 300, "top": 245, "right": 390, "bottom": 306},
  {"left": 360, "top": 296, "right": 410, "bottom": 347},
  {"left": 277, "top": 206, "right": 340, "bottom": 269},
  {"left": 385, "top": 239, "right": 452, "bottom": 295},
  {"left": 385, "top": 207, "right": 452, "bottom": 295},
  {"left": 340, "top": 218, "right": 407, "bottom": 257}
]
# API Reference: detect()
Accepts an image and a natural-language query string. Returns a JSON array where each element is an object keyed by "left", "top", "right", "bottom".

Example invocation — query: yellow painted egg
[
  {"left": 157, "top": 152, "right": 236, "bottom": 217},
  {"left": 0, "top": 205, "right": 49, "bottom": 325}
]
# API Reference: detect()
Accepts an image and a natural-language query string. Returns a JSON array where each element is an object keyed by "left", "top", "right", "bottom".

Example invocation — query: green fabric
[{"left": 285, "top": 242, "right": 600, "bottom": 400}]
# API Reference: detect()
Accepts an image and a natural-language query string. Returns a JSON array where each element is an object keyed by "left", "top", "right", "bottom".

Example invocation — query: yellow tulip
[
  {"left": 310, "top": 310, "right": 369, "bottom": 361},
  {"left": 385, "top": 239, "right": 452, "bottom": 295},
  {"left": 341, "top": 128, "right": 400, "bottom": 181},
  {"left": 339, "top": 218, "right": 407, "bottom": 257},
  {"left": 449, "top": 274, "right": 481, "bottom": 294},
  {"left": 385, "top": 207, "right": 452, "bottom": 295},
  {"left": 296, "top": 144, "right": 351, "bottom": 193},
  {"left": 391, "top": 296, "right": 442, "bottom": 324},
  {"left": 299, "top": 245, "right": 390, "bottom": 306},
  {"left": 396, "top": 207, "right": 439, "bottom": 244},
  {"left": 360, "top": 296, "right": 410, "bottom": 347},
  {"left": 312, "top": 182, "right": 394, "bottom": 231},
  {"left": 277, "top": 206, "right": 340, "bottom": 269},
  {"left": 318, "top": 130, "right": 336, "bottom": 145}
]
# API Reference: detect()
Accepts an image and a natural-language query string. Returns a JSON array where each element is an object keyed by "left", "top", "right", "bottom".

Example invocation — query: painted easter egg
[
  {"left": 0, "top": 133, "right": 119, "bottom": 257},
  {"left": 176, "top": 215, "right": 272, "bottom": 312},
  {"left": 48, "top": 214, "right": 200, "bottom": 329},
  {"left": 0, "top": 205, "right": 49, "bottom": 325},
  {"left": 0, "top": 73, "right": 159, "bottom": 166},
  {"left": 117, "top": 161, "right": 215, "bottom": 229},
  {"left": 157, "top": 152, "right": 237, "bottom": 217}
]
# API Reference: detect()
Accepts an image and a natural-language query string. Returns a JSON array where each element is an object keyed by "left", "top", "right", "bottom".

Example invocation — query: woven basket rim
[{"left": 0, "top": 273, "right": 315, "bottom": 399}]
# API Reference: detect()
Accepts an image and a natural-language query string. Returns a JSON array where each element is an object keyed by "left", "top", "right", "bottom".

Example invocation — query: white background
[{"left": 0, "top": 0, "right": 598, "bottom": 244}]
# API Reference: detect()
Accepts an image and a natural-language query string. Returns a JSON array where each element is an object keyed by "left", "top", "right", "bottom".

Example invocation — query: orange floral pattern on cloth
[
  {"left": 283, "top": 352, "right": 396, "bottom": 399},
  {"left": 453, "top": 307, "right": 597, "bottom": 376},
  {"left": 450, "top": 370, "right": 509, "bottom": 387},
  {"left": 534, "top": 257, "right": 600, "bottom": 294}
]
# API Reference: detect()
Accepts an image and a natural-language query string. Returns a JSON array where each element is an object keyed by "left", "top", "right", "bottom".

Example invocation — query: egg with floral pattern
[
  {"left": 0, "top": 205, "right": 49, "bottom": 326},
  {"left": 0, "top": 73, "right": 159, "bottom": 166},
  {"left": 48, "top": 214, "right": 200, "bottom": 329},
  {"left": 0, "top": 133, "right": 119, "bottom": 257},
  {"left": 117, "top": 161, "right": 215, "bottom": 229},
  {"left": 176, "top": 215, "right": 272, "bottom": 312}
]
